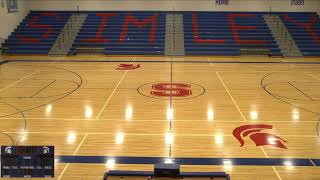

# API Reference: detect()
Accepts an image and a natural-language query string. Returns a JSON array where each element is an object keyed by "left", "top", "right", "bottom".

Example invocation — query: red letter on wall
[
  {"left": 81, "top": 13, "right": 117, "bottom": 43},
  {"left": 18, "top": 13, "right": 61, "bottom": 43},
  {"left": 119, "top": 14, "right": 158, "bottom": 44},
  {"left": 283, "top": 14, "right": 320, "bottom": 44},
  {"left": 227, "top": 13, "right": 267, "bottom": 44},
  {"left": 192, "top": 13, "right": 226, "bottom": 44}
]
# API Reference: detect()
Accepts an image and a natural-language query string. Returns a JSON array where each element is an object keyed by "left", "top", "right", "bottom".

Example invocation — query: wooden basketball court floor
[{"left": 0, "top": 55, "right": 320, "bottom": 179}]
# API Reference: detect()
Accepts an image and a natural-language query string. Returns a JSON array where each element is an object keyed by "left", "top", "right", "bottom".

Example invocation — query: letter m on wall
[{"left": 119, "top": 13, "right": 158, "bottom": 44}]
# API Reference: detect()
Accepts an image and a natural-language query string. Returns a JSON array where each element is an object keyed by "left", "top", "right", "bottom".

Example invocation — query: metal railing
[
  {"left": 271, "top": 14, "right": 294, "bottom": 54},
  {"left": 0, "top": 37, "right": 6, "bottom": 55},
  {"left": 57, "top": 13, "right": 80, "bottom": 50}
]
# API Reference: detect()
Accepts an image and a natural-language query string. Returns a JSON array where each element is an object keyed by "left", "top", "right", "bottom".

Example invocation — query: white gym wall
[
  {"left": 25, "top": 0, "right": 320, "bottom": 12},
  {"left": 0, "top": 0, "right": 28, "bottom": 39}
]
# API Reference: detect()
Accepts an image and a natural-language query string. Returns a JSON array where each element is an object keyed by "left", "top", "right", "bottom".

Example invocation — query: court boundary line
[
  {"left": 2, "top": 70, "right": 312, "bottom": 73},
  {"left": 3, "top": 131, "right": 316, "bottom": 137},
  {"left": 260, "top": 147, "right": 269, "bottom": 158},
  {"left": 57, "top": 163, "right": 69, "bottom": 180},
  {"left": 0, "top": 70, "right": 40, "bottom": 93},
  {"left": 260, "top": 146, "right": 282, "bottom": 180},
  {"left": 5, "top": 59, "right": 320, "bottom": 64},
  {"left": 73, "top": 133, "right": 88, "bottom": 156},
  {"left": 216, "top": 72, "right": 247, "bottom": 121},
  {"left": 303, "top": 72, "right": 320, "bottom": 141},
  {"left": 95, "top": 57, "right": 135, "bottom": 119},
  {"left": 309, "top": 159, "right": 317, "bottom": 166},
  {"left": 304, "top": 72, "right": 320, "bottom": 81},
  {"left": 272, "top": 166, "right": 282, "bottom": 180},
  {"left": 96, "top": 71, "right": 128, "bottom": 119},
  {"left": 57, "top": 133, "right": 88, "bottom": 180},
  {"left": 168, "top": 57, "right": 173, "bottom": 157},
  {"left": 208, "top": 57, "right": 214, "bottom": 66},
  {"left": 0, "top": 117, "right": 318, "bottom": 122}
]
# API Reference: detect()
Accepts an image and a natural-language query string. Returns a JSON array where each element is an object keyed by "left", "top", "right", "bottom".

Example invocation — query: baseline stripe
[{"left": 56, "top": 156, "right": 318, "bottom": 166}]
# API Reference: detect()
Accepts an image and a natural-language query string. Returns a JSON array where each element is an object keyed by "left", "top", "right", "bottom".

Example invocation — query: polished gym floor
[{"left": 0, "top": 55, "right": 320, "bottom": 179}]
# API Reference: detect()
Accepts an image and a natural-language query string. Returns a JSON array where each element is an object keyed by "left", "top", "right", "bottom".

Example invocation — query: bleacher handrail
[
  {"left": 0, "top": 37, "right": 5, "bottom": 44},
  {"left": 0, "top": 37, "right": 6, "bottom": 55}
]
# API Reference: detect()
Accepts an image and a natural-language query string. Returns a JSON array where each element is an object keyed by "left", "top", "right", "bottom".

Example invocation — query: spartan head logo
[
  {"left": 43, "top": 146, "right": 50, "bottom": 154},
  {"left": 5, "top": 146, "right": 12, "bottom": 154},
  {"left": 116, "top": 64, "right": 140, "bottom": 70},
  {"left": 233, "top": 124, "right": 287, "bottom": 149}
]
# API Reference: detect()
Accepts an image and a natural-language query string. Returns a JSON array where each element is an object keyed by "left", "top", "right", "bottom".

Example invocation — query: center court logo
[{"left": 137, "top": 82, "right": 206, "bottom": 100}]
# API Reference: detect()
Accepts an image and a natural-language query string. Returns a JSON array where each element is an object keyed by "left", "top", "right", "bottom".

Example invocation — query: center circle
[{"left": 137, "top": 81, "right": 206, "bottom": 100}]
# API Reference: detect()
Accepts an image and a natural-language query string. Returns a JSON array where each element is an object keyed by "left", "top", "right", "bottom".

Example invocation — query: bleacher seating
[
  {"left": 3, "top": 11, "right": 319, "bottom": 57},
  {"left": 4, "top": 11, "right": 71, "bottom": 54},
  {"left": 183, "top": 12, "right": 282, "bottom": 56},
  {"left": 70, "top": 12, "right": 166, "bottom": 55},
  {"left": 279, "top": 12, "right": 320, "bottom": 56}
]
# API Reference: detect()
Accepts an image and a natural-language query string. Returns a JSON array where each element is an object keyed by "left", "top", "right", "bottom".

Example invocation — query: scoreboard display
[
  {"left": 216, "top": 0, "right": 229, "bottom": 5},
  {"left": 1, "top": 146, "right": 54, "bottom": 178}
]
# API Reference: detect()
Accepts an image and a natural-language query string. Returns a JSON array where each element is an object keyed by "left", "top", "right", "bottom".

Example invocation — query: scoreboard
[
  {"left": 1, "top": 146, "right": 54, "bottom": 178},
  {"left": 216, "top": 0, "right": 229, "bottom": 5}
]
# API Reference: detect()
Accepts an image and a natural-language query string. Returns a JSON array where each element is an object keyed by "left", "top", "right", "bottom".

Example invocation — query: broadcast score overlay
[{"left": 1, "top": 146, "right": 54, "bottom": 178}]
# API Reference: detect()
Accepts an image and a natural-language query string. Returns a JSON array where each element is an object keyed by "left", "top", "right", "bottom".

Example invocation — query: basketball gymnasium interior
[{"left": 0, "top": 0, "right": 320, "bottom": 179}]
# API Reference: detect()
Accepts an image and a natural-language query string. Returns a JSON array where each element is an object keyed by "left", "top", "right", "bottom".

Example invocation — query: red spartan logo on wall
[
  {"left": 151, "top": 83, "right": 192, "bottom": 97},
  {"left": 233, "top": 124, "right": 288, "bottom": 149}
]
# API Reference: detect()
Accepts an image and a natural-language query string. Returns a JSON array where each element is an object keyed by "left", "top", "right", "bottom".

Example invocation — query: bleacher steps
[
  {"left": 49, "top": 13, "right": 87, "bottom": 56},
  {"left": 165, "top": 13, "right": 175, "bottom": 56},
  {"left": 165, "top": 13, "right": 185, "bottom": 56},
  {"left": 174, "top": 14, "right": 185, "bottom": 56},
  {"left": 263, "top": 14, "right": 302, "bottom": 57}
]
